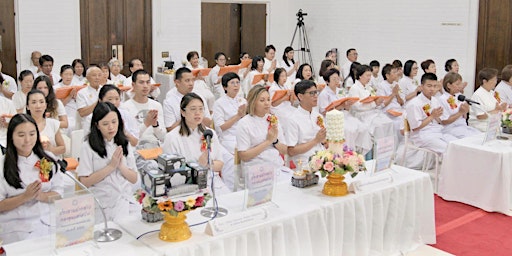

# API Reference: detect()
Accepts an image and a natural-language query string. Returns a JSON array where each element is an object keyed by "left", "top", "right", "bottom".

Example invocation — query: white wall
[
  {"left": 287, "top": 0, "right": 480, "bottom": 95},
  {"left": 15, "top": 0, "right": 81, "bottom": 75}
]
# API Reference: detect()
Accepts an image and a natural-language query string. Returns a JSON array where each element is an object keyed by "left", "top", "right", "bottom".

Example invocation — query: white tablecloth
[
  {"left": 155, "top": 72, "right": 175, "bottom": 103},
  {"left": 117, "top": 164, "right": 435, "bottom": 256},
  {"left": 3, "top": 222, "right": 159, "bottom": 256},
  {"left": 438, "top": 134, "right": 512, "bottom": 215}
]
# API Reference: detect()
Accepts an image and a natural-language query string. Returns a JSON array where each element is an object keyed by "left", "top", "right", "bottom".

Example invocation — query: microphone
[
  {"left": 203, "top": 129, "right": 213, "bottom": 150},
  {"left": 56, "top": 159, "right": 123, "bottom": 242},
  {"left": 457, "top": 94, "right": 480, "bottom": 105}
]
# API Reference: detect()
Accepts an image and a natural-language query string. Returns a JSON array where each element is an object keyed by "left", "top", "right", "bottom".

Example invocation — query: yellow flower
[
  {"left": 186, "top": 198, "right": 196, "bottom": 208},
  {"left": 158, "top": 201, "right": 173, "bottom": 211}
]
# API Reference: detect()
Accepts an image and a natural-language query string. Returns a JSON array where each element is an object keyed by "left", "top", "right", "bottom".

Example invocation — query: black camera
[{"left": 296, "top": 9, "right": 307, "bottom": 18}]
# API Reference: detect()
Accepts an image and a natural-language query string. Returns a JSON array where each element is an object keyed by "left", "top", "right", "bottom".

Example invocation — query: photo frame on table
[
  {"left": 483, "top": 113, "right": 501, "bottom": 144},
  {"left": 372, "top": 135, "right": 395, "bottom": 175}
]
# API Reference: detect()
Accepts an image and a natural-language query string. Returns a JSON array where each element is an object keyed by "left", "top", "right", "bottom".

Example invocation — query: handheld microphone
[
  {"left": 457, "top": 94, "right": 480, "bottom": 105},
  {"left": 56, "top": 159, "right": 123, "bottom": 242},
  {"left": 203, "top": 129, "right": 213, "bottom": 150}
]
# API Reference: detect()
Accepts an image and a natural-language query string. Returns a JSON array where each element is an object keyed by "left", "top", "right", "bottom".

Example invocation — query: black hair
[
  {"left": 71, "top": 59, "right": 86, "bottom": 76},
  {"left": 239, "top": 52, "right": 249, "bottom": 60},
  {"left": 296, "top": 63, "right": 314, "bottom": 81},
  {"left": 214, "top": 52, "right": 226, "bottom": 61},
  {"left": 18, "top": 70, "right": 34, "bottom": 82},
  {"left": 421, "top": 59, "right": 435, "bottom": 72},
  {"left": 179, "top": 93, "right": 205, "bottom": 136},
  {"left": 319, "top": 59, "right": 334, "bottom": 78},
  {"left": 98, "top": 84, "right": 121, "bottom": 100},
  {"left": 421, "top": 73, "right": 438, "bottom": 85},
  {"left": 369, "top": 60, "right": 380, "bottom": 68},
  {"left": 221, "top": 72, "right": 240, "bottom": 94},
  {"left": 186, "top": 51, "right": 199, "bottom": 62},
  {"left": 132, "top": 69, "right": 149, "bottom": 83},
  {"left": 264, "top": 45, "right": 276, "bottom": 53},
  {"left": 381, "top": 64, "right": 394, "bottom": 80},
  {"left": 445, "top": 59, "right": 457, "bottom": 72},
  {"left": 355, "top": 64, "right": 372, "bottom": 80},
  {"left": 39, "top": 55, "right": 54, "bottom": 66},
  {"left": 59, "top": 64, "right": 74, "bottom": 83},
  {"left": 294, "top": 80, "right": 316, "bottom": 97},
  {"left": 251, "top": 56, "right": 264, "bottom": 71},
  {"left": 175, "top": 67, "right": 192, "bottom": 81},
  {"left": 282, "top": 46, "right": 295, "bottom": 67},
  {"left": 323, "top": 68, "right": 340, "bottom": 83},
  {"left": 274, "top": 68, "right": 287, "bottom": 85},
  {"left": 3, "top": 114, "right": 57, "bottom": 189},
  {"left": 88, "top": 102, "right": 128, "bottom": 158},
  {"left": 403, "top": 60, "right": 417, "bottom": 77},
  {"left": 346, "top": 48, "right": 356, "bottom": 57},
  {"left": 25, "top": 90, "right": 47, "bottom": 118},
  {"left": 129, "top": 58, "right": 142, "bottom": 69},
  {"left": 349, "top": 62, "right": 361, "bottom": 83},
  {"left": 392, "top": 60, "right": 403, "bottom": 68},
  {"left": 32, "top": 75, "right": 58, "bottom": 119}
]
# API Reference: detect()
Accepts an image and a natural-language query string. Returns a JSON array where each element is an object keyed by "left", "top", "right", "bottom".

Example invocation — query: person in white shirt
[
  {"left": 162, "top": 93, "right": 230, "bottom": 194},
  {"left": 71, "top": 59, "right": 87, "bottom": 85},
  {"left": 77, "top": 67, "right": 102, "bottom": 134},
  {"left": 237, "top": 52, "right": 251, "bottom": 80},
  {"left": 108, "top": 59, "right": 126, "bottom": 86},
  {"left": 207, "top": 52, "right": 228, "bottom": 99},
  {"left": 318, "top": 59, "right": 335, "bottom": 86},
  {"left": 163, "top": 67, "right": 212, "bottom": 132},
  {"left": 369, "top": 60, "right": 383, "bottom": 90},
  {"left": 444, "top": 59, "right": 468, "bottom": 89},
  {"left": 237, "top": 85, "right": 287, "bottom": 168},
  {"left": 469, "top": 68, "right": 508, "bottom": 131},
  {"left": 99, "top": 85, "right": 139, "bottom": 147},
  {"left": 13, "top": 70, "right": 34, "bottom": 113},
  {"left": 0, "top": 60, "right": 17, "bottom": 100},
  {"left": 420, "top": 59, "right": 437, "bottom": 75},
  {"left": 263, "top": 44, "right": 280, "bottom": 74},
  {"left": 27, "top": 51, "right": 42, "bottom": 76},
  {"left": 377, "top": 64, "right": 405, "bottom": 134},
  {"left": 186, "top": 51, "right": 215, "bottom": 112},
  {"left": 294, "top": 63, "right": 315, "bottom": 85},
  {"left": 405, "top": 73, "right": 457, "bottom": 154},
  {"left": 77, "top": 102, "right": 138, "bottom": 223},
  {"left": 399, "top": 60, "right": 421, "bottom": 102},
  {"left": 439, "top": 72, "right": 480, "bottom": 138},
  {"left": 53, "top": 65, "right": 78, "bottom": 134},
  {"left": 392, "top": 60, "right": 404, "bottom": 80},
  {"left": 120, "top": 70, "right": 165, "bottom": 148},
  {"left": 269, "top": 68, "right": 296, "bottom": 130},
  {"left": 0, "top": 97, "right": 17, "bottom": 147},
  {"left": 243, "top": 56, "right": 267, "bottom": 96},
  {"left": 341, "top": 48, "right": 358, "bottom": 85},
  {"left": 33, "top": 76, "right": 68, "bottom": 129},
  {"left": 123, "top": 59, "right": 159, "bottom": 100},
  {"left": 0, "top": 114, "right": 64, "bottom": 244},
  {"left": 99, "top": 62, "right": 113, "bottom": 86},
  {"left": 494, "top": 64, "right": 512, "bottom": 106},
  {"left": 280, "top": 47, "right": 299, "bottom": 85},
  {"left": 37, "top": 55, "right": 60, "bottom": 85},
  {"left": 26, "top": 90, "right": 66, "bottom": 157},
  {"left": 285, "top": 80, "right": 326, "bottom": 166},
  {"left": 344, "top": 62, "right": 360, "bottom": 89}
]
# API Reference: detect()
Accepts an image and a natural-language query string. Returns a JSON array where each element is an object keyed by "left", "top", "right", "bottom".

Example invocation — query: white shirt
[
  {"left": 341, "top": 61, "right": 353, "bottom": 83},
  {"left": 280, "top": 59, "right": 296, "bottom": 85},
  {"left": 119, "top": 108, "right": 139, "bottom": 140},
  {"left": 162, "top": 127, "right": 222, "bottom": 163},
  {"left": 399, "top": 76, "right": 419, "bottom": 102},
  {"left": 0, "top": 153, "right": 64, "bottom": 244},
  {"left": 268, "top": 82, "right": 295, "bottom": 116},
  {"left": 236, "top": 114, "right": 286, "bottom": 167},
  {"left": 110, "top": 73, "right": 126, "bottom": 86},
  {"left": 212, "top": 94, "right": 246, "bottom": 152},
  {"left": 72, "top": 74, "right": 86, "bottom": 85},
  {"left": 369, "top": 74, "right": 383, "bottom": 90},
  {"left": 77, "top": 140, "right": 137, "bottom": 222},
  {"left": 76, "top": 85, "right": 100, "bottom": 132},
  {"left": 40, "top": 118, "right": 61, "bottom": 151},
  {"left": 36, "top": 71, "right": 60, "bottom": 85},
  {"left": 494, "top": 80, "right": 512, "bottom": 106},
  {"left": 263, "top": 57, "right": 280, "bottom": 74},
  {"left": 348, "top": 80, "right": 377, "bottom": 111},
  {"left": 162, "top": 87, "right": 211, "bottom": 128},
  {"left": 318, "top": 86, "right": 341, "bottom": 114},
  {"left": 0, "top": 97, "right": 17, "bottom": 146},
  {"left": 406, "top": 93, "right": 443, "bottom": 139},
  {"left": 377, "top": 80, "right": 402, "bottom": 111},
  {"left": 120, "top": 98, "right": 166, "bottom": 145},
  {"left": 469, "top": 87, "right": 498, "bottom": 132},
  {"left": 243, "top": 70, "right": 267, "bottom": 96},
  {"left": 12, "top": 91, "right": 27, "bottom": 111},
  {"left": 285, "top": 106, "right": 325, "bottom": 164},
  {"left": 123, "top": 76, "right": 159, "bottom": 99},
  {"left": 0, "top": 73, "right": 17, "bottom": 98}
]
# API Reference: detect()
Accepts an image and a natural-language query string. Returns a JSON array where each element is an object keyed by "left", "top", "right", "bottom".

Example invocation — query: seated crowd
[{"left": 0, "top": 46, "right": 511, "bottom": 244}]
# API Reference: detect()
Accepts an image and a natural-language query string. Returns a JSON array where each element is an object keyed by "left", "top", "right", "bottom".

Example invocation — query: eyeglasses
[
  {"left": 304, "top": 90, "right": 319, "bottom": 96},
  {"left": 186, "top": 107, "right": 204, "bottom": 113}
]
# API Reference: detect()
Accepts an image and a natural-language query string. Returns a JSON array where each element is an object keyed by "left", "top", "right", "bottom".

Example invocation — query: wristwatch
[
  {"left": 272, "top": 139, "right": 279, "bottom": 146},
  {"left": 152, "top": 122, "right": 159, "bottom": 128}
]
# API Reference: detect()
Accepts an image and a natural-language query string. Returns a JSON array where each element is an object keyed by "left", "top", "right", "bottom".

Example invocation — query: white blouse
[
  {"left": 469, "top": 87, "right": 499, "bottom": 132},
  {"left": 212, "top": 95, "right": 247, "bottom": 153},
  {"left": 162, "top": 127, "right": 222, "bottom": 163},
  {"left": 285, "top": 106, "right": 325, "bottom": 164}
]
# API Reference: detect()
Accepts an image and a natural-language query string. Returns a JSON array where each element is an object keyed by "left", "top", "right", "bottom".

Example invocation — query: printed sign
[
  {"left": 54, "top": 193, "right": 95, "bottom": 248},
  {"left": 244, "top": 164, "right": 275, "bottom": 209},
  {"left": 483, "top": 113, "right": 501, "bottom": 144},
  {"left": 373, "top": 135, "right": 395, "bottom": 174}
]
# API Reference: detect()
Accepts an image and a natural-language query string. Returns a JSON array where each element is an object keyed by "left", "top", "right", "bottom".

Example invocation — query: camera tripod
[{"left": 290, "top": 9, "right": 315, "bottom": 76}]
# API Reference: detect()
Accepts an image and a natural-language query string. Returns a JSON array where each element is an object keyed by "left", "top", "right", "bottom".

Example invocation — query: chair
[{"left": 401, "top": 118, "right": 441, "bottom": 192}]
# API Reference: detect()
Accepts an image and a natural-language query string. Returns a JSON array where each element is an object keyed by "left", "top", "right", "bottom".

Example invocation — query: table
[
  {"left": 155, "top": 72, "right": 175, "bottom": 103},
  {"left": 438, "top": 134, "right": 512, "bottom": 215},
  {"left": 117, "top": 164, "right": 435, "bottom": 256},
  {"left": 3, "top": 222, "right": 159, "bottom": 256}
]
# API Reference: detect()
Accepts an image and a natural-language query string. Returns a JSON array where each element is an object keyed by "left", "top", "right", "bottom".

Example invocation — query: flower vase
[
  {"left": 159, "top": 211, "right": 192, "bottom": 242},
  {"left": 502, "top": 126, "right": 512, "bottom": 134},
  {"left": 322, "top": 173, "right": 348, "bottom": 196}
]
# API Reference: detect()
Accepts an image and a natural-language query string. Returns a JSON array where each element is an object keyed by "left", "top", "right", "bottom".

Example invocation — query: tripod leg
[{"left": 290, "top": 24, "right": 300, "bottom": 46}]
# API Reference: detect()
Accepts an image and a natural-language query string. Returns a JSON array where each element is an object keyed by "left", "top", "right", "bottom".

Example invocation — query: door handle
[
  {"left": 0, "top": 35, "right": 2, "bottom": 52},
  {"left": 117, "top": 45, "right": 123, "bottom": 64}
]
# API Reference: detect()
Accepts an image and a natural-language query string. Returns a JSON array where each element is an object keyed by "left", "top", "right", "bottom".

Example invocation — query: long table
[
  {"left": 438, "top": 134, "right": 512, "bottom": 215},
  {"left": 118, "top": 164, "right": 436, "bottom": 256}
]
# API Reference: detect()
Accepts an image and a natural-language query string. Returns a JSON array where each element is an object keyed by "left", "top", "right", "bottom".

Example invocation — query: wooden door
[
  {"left": 475, "top": 0, "right": 512, "bottom": 89},
  {"left": 80, "top": 0, "right": 152, "bottom": 76},
  {"left": 201, "top": 3, "right": 241, "bottom": 66},
  {"left": 240, "top": 4, "right": 266, "bottom": 60},
  {"left": 0, "top": 0, "right": 17, "bottom": 77}
]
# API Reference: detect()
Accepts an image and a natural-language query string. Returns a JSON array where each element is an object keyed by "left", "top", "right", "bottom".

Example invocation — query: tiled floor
[{"left": 406, "top": 245, "right": 454, "bottom": 256}]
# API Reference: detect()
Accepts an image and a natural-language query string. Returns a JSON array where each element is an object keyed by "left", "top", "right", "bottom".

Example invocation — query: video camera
[{"left": 296, "top": 9, "right": 307, "bottom": 19}]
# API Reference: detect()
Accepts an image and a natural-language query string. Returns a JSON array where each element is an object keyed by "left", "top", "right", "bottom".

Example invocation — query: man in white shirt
[
  {"left": 342, "top": 48, "right": 358, "bottom": 84},
  {"left": 163, "top": 67, "right": 212, "bottom": 132},
  {"left": 120, "top": 70, "right": 165, "bottom": 147},
  {"left": 77, "top": 67, "right": 102, "bottom": 134},
  {"left": 286, "top": 80, "right": 326, "bottom": 166},
  {"left": 37, "top": 55, "right": 61, "bottom": 85},
  {"left": 28, "top": 51, "right": 42, "bottom": 76},
  {"left": 405, "top": 73, "right": 456, "bottom": 154},
  {"left": 0, "top": 60, "right": 17, "bottom": 99},
  {"left": 495, "top": 64, "right": 512, "bottom": 105},
  {"left": 263, "top": 45, "right": 280, "bottom": 74},
  {"left": 123, "top": 58, "right": 159, "bottom": 100}
]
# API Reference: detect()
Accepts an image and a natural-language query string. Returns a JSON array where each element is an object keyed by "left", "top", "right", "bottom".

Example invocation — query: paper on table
[
  {"left": 137, "top": 147, "right": 163, "bottom": 160},
  {"left": 192, "top": 68, "right": 212, "bottom": 77},
  {"left": 325, "top": 97, "right": 359, "bottom": 112},
  {"left": 218, "top": 65, "right": 240, "bottom": 76},
  {"left": 386, "top": 109, "right": 403, "bottom": 117},
  {"left": 54, "top": 85, "right": 88, "bottom": 99}
]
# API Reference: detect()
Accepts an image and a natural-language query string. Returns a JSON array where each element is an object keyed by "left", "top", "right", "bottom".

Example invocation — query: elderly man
[
  {"left": 28, "top": 51, "right": 42, "bottom": 76},
  {"left": 77, "top": 66, "right": 102, "bottom": 134}
]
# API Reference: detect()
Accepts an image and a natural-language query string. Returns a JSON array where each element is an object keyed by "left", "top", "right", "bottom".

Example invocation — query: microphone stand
[
  {"left": 200, "top": 136, "right": 228, "bottom": 218},
  {"left": 57, "top": 160, "right": 122, "bottom": 242}
]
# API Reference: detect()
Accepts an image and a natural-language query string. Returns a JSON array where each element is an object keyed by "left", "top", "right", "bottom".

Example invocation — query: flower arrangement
[
  {"left": 200, "top": 135, "right": 208, "bottom": 152},
  {"left": 502, "top": 108, "right": 512, "bottom": 128},
  {"left": 267, "top": 114, "right": 278, "bottom": 130},
  {"left": 316, "top": 116, "right": 324, "bottom": 129},
  {"left": 157, "top": 193, "right": 211, "bottom": 217},
  {"left": 447, "top": 96, "right": 457, "bottom": 109},
  {"left": 495, "top": 91, "right": 501, "bottom": 103},
  {"left": 135, "top": 189, "right": 159, "bottom": 213},
  {"left": 35, "top": 158, "right": 53, "bottom": 182},
  {"left": 309, "top": 145, "right": 366, "bottom": 178},
  {"left": 422, "top": 104, "right": 431, "bottom": 117}
]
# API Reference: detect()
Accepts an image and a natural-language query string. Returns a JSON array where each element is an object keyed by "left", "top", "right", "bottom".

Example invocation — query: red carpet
[{"left": 432, "top": 195, "right": 512, "bottom": 256}]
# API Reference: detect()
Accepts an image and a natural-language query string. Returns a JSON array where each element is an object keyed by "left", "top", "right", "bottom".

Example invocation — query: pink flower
[
  {"left": 174, "top": 201, "right": 185, "bottom": 211},
  {"left": 195, "top": 196, "right": 205, "bottom": 207},
  {"left": 314, "top": 159, "right": 323, "bottom": 170},
  {"left": 323, "top": 161, "right": 334, "bottom": 172}
]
